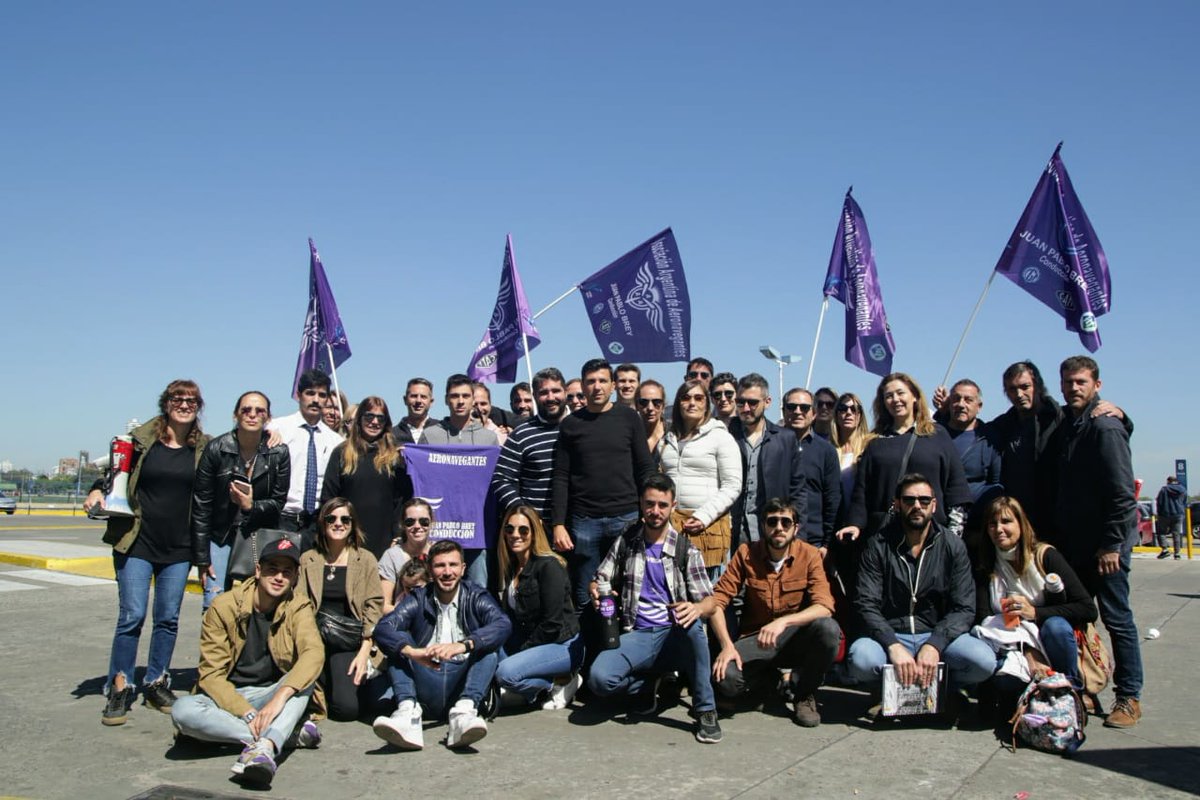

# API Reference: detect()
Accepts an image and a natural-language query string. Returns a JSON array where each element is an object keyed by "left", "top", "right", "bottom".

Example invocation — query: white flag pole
[
  {"left": 521, "top": 332, "right": 535, "bottom": 385},
  {"left": 804, "top": 297, "right": 830, "bottom": 390},
  {"left": 532, "top": 285, "right": 579, "bottom": 320},
  {"left": 325, "top": 342, "right": 344, "bottom": 407},
  {"left": 939, "top": 271, "right": 997, "bottom": 390}
]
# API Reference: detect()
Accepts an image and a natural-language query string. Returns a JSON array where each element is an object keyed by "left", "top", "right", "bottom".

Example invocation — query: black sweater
[
  {"left": 551, "top": 404, "right": 656, "bottom": 525},
  {"left": 974, "top": 544, "right": 1097, "bottom": 627},
  {"left": 320, "top": 442, "right": 412, "bottom": 559}
]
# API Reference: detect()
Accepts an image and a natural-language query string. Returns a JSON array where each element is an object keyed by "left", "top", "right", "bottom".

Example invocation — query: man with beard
[{"left": 493, "top": 367, "right": 569, "bottom": 522}]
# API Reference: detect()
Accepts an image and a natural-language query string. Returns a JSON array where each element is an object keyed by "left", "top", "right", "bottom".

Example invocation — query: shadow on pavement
[
  {"left": 1070, "top": 746, "right": 1200, "bottom": 795},
  {"left": 72, "top": 667, "right": 198, "bottom": 699}
]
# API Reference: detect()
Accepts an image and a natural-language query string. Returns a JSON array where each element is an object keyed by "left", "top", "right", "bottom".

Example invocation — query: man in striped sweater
[{"left": 491, "top": 366, "right": 568, "bottom": 523}]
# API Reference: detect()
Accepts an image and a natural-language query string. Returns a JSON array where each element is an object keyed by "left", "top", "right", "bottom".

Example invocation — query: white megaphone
[{"left": 95, "top": 435, "right": 135, "bottom": 518}]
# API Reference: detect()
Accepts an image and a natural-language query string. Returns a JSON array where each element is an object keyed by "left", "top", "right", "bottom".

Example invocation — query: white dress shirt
[{"left": 268, "top": 411, "right": 343, "bottom": 514}]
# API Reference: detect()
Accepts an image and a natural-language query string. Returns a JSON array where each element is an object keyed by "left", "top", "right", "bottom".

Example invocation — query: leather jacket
[
  {"left": 374, "top": 579, "right": 512, "bottom": 658},
  {"left": 191, "top": 429, "right": 290, "bottom": 567}
]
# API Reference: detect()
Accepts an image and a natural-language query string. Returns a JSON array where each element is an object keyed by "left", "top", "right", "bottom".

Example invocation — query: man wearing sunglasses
[
  {"left": 492, "top": 367, "right": 569, "bottom": 523},
  {"left": 845, "top": 474, "right": 993, "bottom": 711},
  {"left": 700, "top": 499, "right": 841, "bottom": 727},
  {"left": 727, "top": 373, "right": 806, "bottom": 551},
  {"left": 684, "top": 357, "right": 715, "bottom": 389},
  {"left": 781, "top": 388, "right": 841, "bottom": 554},
  {"left": 709, "top": 372, "right": 738, "bottom": 428}
]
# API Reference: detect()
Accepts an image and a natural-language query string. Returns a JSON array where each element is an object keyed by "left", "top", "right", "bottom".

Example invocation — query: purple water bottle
[{"left": 599, "top": 596, "right": 621, "bottom": 649}]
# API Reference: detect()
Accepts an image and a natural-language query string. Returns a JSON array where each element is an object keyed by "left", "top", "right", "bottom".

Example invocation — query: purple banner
[
  {"left": 467, "top": 234, "right": 541, "bottom": 383},
  {"left": 822, "top": 190, "right": 895, "bottom": 376},
  {"left": 578, "top": 228, "right": 691, "bottom": 363},
  {"left": 402, "top": 444, "right": 500, "bottom": 549},
  {"left": 993, "top": 144, "right": 1111, "bottom": 352},
  {"left": 292, "top": 238, "right": 352, "bottom": 398}
]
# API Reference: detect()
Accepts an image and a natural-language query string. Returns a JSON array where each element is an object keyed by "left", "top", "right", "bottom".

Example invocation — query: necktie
[{"left": 303, "top": 424, "right": 319, "bottom": 514}]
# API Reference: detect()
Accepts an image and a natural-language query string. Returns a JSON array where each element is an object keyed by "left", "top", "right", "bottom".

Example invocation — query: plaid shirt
[{"left": 594, "top": 524, "right": 713, "bottom": 632}]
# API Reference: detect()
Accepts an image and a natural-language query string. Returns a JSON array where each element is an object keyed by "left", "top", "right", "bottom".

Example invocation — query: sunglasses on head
[
  {"left": 324, "top": 514, "right": 352, "bottom": 525},
  {"left": 784, "top": 402, "right": 812, "bottom": 414},
  {"left": 403, "top": 516, "right": 431, "bottom": 528},
  {"left": 899, "top": 495, "right": 934, "bottom": 507},
  {"left": 765, "top": 515, "right": 794, "bottom": 529}
]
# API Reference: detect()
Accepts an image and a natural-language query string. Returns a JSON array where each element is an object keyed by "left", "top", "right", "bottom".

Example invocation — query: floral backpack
[{"left": 1010, "top": 672, "right": 1087, "bottom": 755}]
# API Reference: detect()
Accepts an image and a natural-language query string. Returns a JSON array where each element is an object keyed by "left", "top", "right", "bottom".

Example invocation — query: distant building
[{"left": 56, "top": 457, "right": 80, "bottom": 477}]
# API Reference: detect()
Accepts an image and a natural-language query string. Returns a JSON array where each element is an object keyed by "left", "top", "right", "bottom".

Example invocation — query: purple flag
[
  {"left": 291, "top": 238, "right": 352, "bottom": 398},
  {"left": 467, "top": 234, "right": 541, "bottom": 383},
  {"left": 578, "top": 228, "right": 691, "bottom": 363},
  {"left": 994, "top": 144, "right": 1111, "bottom": 352},
  {"left": 822, "top": 189, "right": 895, "bottom": 376},
  {"left": 402, "top": 444, "right": 500, "bottom": 550}
]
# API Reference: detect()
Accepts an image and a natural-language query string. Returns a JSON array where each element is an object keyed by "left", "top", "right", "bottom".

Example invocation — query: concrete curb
[{"left": 0, "top": 551, "right": 205, "bottom": 593}]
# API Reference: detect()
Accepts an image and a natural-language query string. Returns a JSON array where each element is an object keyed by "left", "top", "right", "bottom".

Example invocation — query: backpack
[{"left": 1009, "top": 672, "right": 1087, "bottom": 755}]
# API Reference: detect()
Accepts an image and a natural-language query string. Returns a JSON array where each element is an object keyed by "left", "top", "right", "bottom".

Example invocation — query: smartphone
[{"left": 230, "top": 475, "right": 252, "bottom": 492}]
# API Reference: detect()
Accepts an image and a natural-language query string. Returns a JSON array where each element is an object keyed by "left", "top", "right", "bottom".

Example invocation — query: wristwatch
[{"left": 459, "top": 638, "right": 474, "bottom": 652}]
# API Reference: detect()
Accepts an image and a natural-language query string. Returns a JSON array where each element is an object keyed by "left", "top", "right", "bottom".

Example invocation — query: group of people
[{"left": 85, "top": 352, "right": 1146, "bottom": 786}]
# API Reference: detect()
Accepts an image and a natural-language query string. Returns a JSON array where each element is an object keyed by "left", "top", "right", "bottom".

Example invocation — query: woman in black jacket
[
  {"left": 320, "top": 396, "right": 412, "bottom": 559},
  {"left": 973, "top": 496, "right": 1097, "bottom": 691},
  {"left": 494, "top": 506, "right": 583, "bottom": 710},
  {"left": 191, "top": 390, "right": 289, "bottom": 609}
]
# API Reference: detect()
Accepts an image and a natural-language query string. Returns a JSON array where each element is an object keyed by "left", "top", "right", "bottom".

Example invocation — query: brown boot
[
  {"left": 1103, "top": 696, "right": 1142, "bottom": 728},
  {"left": 792, "top": 695, "right": 821, "bottom": 727}
]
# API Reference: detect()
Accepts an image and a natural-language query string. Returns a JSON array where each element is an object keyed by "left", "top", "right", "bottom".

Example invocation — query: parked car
[
  {"left": 1136, "top": 500, "right": 1155, "bottom": 545},
  {"left": 0, "top": 491, "right": 16, "bottom": 515}
]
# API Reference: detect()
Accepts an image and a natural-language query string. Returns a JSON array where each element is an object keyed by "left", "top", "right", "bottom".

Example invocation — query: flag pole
[
  {"left": 939, "top": 271, "right": 997, "bottom": 390},
  {"left": 326, "top": 342, "right": 344, "bottom": 407},
  {"left": 521, "top": 332, "right": 535, "bottom": 385},
  {"left": 532, "top": 285, "right": 579, "bottom": 320},
  {"left": 804, "top": 297, "right": 830, "bottom": 389}
]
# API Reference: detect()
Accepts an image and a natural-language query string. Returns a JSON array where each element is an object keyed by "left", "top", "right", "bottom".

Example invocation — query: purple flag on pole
[
  {"left": 822, "top": 189, "right": 896, "bottom": 376},
  {"left": 993, "top": 144, "right": 1111, "bottom": 352},
  {"left": 291, "top": 238, "right": 352, "bottom": 398},
  {"left": 467, "top": 234, "right": 541, "bottom": 383},
  {"left": 402, "top": 444, "right": 500, "bottom": 549},
  {"left": 578, "top": 228, "right": 691, "bottom": 363}
]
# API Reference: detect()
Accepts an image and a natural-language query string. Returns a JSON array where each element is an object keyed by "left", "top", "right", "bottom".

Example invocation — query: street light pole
[{"left": 759, "top": 345, "right": 800, "bottom": 403}]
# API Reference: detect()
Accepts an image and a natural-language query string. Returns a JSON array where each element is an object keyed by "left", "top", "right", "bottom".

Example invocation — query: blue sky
[{"left": 2, "top": 3, "right": 1195, "bottom": 491}]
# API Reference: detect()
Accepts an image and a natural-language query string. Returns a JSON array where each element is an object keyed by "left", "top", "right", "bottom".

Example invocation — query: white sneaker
[
  {"left": 372, "top": 700, "right": 424, "bottom": 750},
  {"left": 446, "top": 698, "right": 487, "bottom": 748},
  {"left": 542, "top": 673, "right": 583, "bottom": 711}
]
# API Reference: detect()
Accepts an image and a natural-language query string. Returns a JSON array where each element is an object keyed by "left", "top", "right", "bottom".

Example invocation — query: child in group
[{"left": 395, "top": 559, "right": 429, "bottom": 603}]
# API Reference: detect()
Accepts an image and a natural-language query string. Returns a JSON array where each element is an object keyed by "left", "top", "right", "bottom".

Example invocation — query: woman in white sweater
[{"left": 657, "top": 380, "right": 743, "bottom": 578}]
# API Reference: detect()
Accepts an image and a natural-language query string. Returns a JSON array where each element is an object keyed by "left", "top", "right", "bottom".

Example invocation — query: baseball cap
[{"left": 258, "top": 535, "right": 301, "bottom": 566}]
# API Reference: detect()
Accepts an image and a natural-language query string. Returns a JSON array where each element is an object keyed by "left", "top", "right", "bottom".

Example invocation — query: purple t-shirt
[{"left": 635, "top": 542, "right": 671, "bottom": 629}]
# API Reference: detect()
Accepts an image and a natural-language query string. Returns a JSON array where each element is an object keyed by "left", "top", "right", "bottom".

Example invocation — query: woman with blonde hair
[
  {"left": 831, "top": 392, "right": 872, "bottom": 522},
  {"left": 494, "top": 505, "right": 583, "bottom": 710},
  {"left": 320, "top": 396, "right": 412, "bottom": 558}
]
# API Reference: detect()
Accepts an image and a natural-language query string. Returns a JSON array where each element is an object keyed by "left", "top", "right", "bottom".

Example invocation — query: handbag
[
  {"left": 316, "top": 607, "right": 364, "bottom": 652},
  {"left": 227, "top": 528, "right": 301, "bottom": 583},
  {"left": 1033, "top": 544, "right": 1112, "bottom": 696}
]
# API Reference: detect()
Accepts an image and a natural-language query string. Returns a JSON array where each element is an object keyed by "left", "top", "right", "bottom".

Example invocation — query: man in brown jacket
[
  {"left": 700, "top": 498, "right": 841, "bottom": 727},
  {"left": 171, "top": 538, "right": 324, "bottom": 787}
]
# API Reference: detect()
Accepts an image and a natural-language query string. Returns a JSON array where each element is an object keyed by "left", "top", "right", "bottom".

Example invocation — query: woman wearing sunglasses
[
  {"left": 658, "top": 379, "right": 742, "bottom": 578},
  {"left": 635, "top": 380, "right": 668, "bottom": 460},
  {"left": 191, "top": 391, "right": 290, "bottom": 610},
  {"left": 836, "top": 373, "right": 971, "bottom": 545},
  {"left": 297, "top": 497, "right": 385, "bottom": 721},
  {"left": 84, "top": 380, "right": 210, "bottom": 725},
  {"left": 495, "top": 506, "right": 583, "bottom": 710},
  {"left": 378, "top": 498, "right": 435, "bottom": 614},
  {"left": 321, "top": 396, "right": 412, "bottom": 559},
  {"left": 832, "top": 393, "right": 873, "bottom": 521}
]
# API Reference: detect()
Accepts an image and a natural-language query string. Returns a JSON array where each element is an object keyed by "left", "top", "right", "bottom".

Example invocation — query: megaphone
[{"left": 93, "top": 435, "right": 135, "bottom": 518}]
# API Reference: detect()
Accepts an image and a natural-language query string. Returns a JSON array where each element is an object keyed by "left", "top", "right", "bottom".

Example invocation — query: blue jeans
[
  {"left": 567, "top": 512, "right": 638, "bottom": 609},
  {"left": 107, "top": 554, "right": 191, "bottom": 693},
  {"left": 496, "top": 633, "right": 584, "bottom": 701},
  {"left": 588, "top": 622, "right": 716, "bottom": 713},
  {"left": 1038, "top": 615, "right": 1083, "bottom": 689},
  {"left": 388, "top": 650, "right": 499, "bottom": 720},
  {"left": 171, "top": 679, "right": 313, "bottom": 754},
  {"left": 1076, "top": 538, "right": 1143, "bottom": 699},
  {"left": 847, "top": 631, "right": 995, "bottom": 690},
  {"left": 203, "top": 540, "right": 231, "bottom": 611}
]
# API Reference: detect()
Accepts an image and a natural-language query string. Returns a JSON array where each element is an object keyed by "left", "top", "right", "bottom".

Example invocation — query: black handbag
[
  {"left": 316, "top": 607, "right": 364, "bottom": 652},
  {"left": 227, "top": 528, "right": 301, "bottom": 583}
]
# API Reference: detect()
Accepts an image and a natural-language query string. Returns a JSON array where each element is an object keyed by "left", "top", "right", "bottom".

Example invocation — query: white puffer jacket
[{"left": 658, "top": 418, "right": 743, "bottom": 526}]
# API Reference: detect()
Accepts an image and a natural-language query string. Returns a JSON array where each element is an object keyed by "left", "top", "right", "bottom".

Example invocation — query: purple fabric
[
  {"left": 634, "top": 543, "right": 671, "bottom": 629},
  {"left": 467, "top": 234, "right": 541, "bottom": 383},
  {"left": 994, "top": 144, "right": 1112, "bottom": 352},
  {"left": 578, "top": 228, "right": 691, "bottom": 364},
  {"left": 291, "top": 238, "right": 352, "bottom": 398},
  {"left": 402, "top": 444, "right": 500, "bottom": 549},
  {"left": 823, "top": 190, "right": 896, "bottom": 376}
]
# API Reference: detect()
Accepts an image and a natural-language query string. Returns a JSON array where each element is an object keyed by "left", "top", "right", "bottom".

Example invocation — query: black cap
[{"left": 258, "top": 535, "right": 301, "bottom": 566}]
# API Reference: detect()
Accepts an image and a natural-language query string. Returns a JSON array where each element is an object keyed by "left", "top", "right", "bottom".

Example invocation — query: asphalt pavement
[{"left": 1, "top": 516, "right": 1198, "bottom": 799}]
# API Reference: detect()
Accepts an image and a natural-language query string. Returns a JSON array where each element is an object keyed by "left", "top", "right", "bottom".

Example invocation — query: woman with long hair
[
  {"left": 323, "top": 390, "right": 350, "bottom": 437},
  {"left": 296, "top": 497, "right": 385, "bottom": 721},
  {"left": 320, "top": 396, "right": 412, "bottom": 558},
  {"left": 837, "top": 372, "right": 971, "bottom": 543},
  {"left": 494, "top": 506, "right": 583, "bottom": 710},
  {"left": 832, "top": 392, "right": 872, "bottom": 523},
  {"left": 657, "top": 379, "right": 742, "bottom": 577},
  {"left": 85, "top": 379, "right": 210, "bottom": 726},
  {"left": 378, "top": 498, "right": 435, "bottom": 614},
  {"left": 191, "top": 390, "right": 290, "bottom": 609}
]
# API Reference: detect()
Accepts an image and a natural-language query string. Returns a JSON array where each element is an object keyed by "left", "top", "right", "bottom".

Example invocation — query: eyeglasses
[
  {"left": 503, "top": 524, "right": 531, "bottom": 537},
  {"left": 360, "top": 413, "right": 385, "bottom": 425},
  {"left": 816, "top": 400, "right": 835, "bottom": 410},
  {"left": 403, "top": 516, "right": 431, "bottom": 528},
  {"left": 836, "top": 403, "right": 860, "bottom": 414},
  {"left": 765, "top": 515, "right": 794, "bottom": 530},
  {"left": 687, "top": 370, "right": 711, "bottom": 379},
  {"left": 712, "top": 390, "right": 735, "bottom": 400},
  {"left": 324, "top": 514, "right": 353, "bottom": 525},
  {"left": 899, "top": 495, "right": 935, "bottom": 508},
  {"left": 239, "top": 406, "right": 268, "bottom": 417},
  {"left": 637, "top": 397, "right": 664, "bottom": 408},
  {"left": 169, "top": 396, "right": 199, "bottom": 408},
  {"left": 736, "top": 397, "right": 762, "bottom": 408},
  {"left": 784, "top": 402, "right": 812, "bottom": 414}
]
